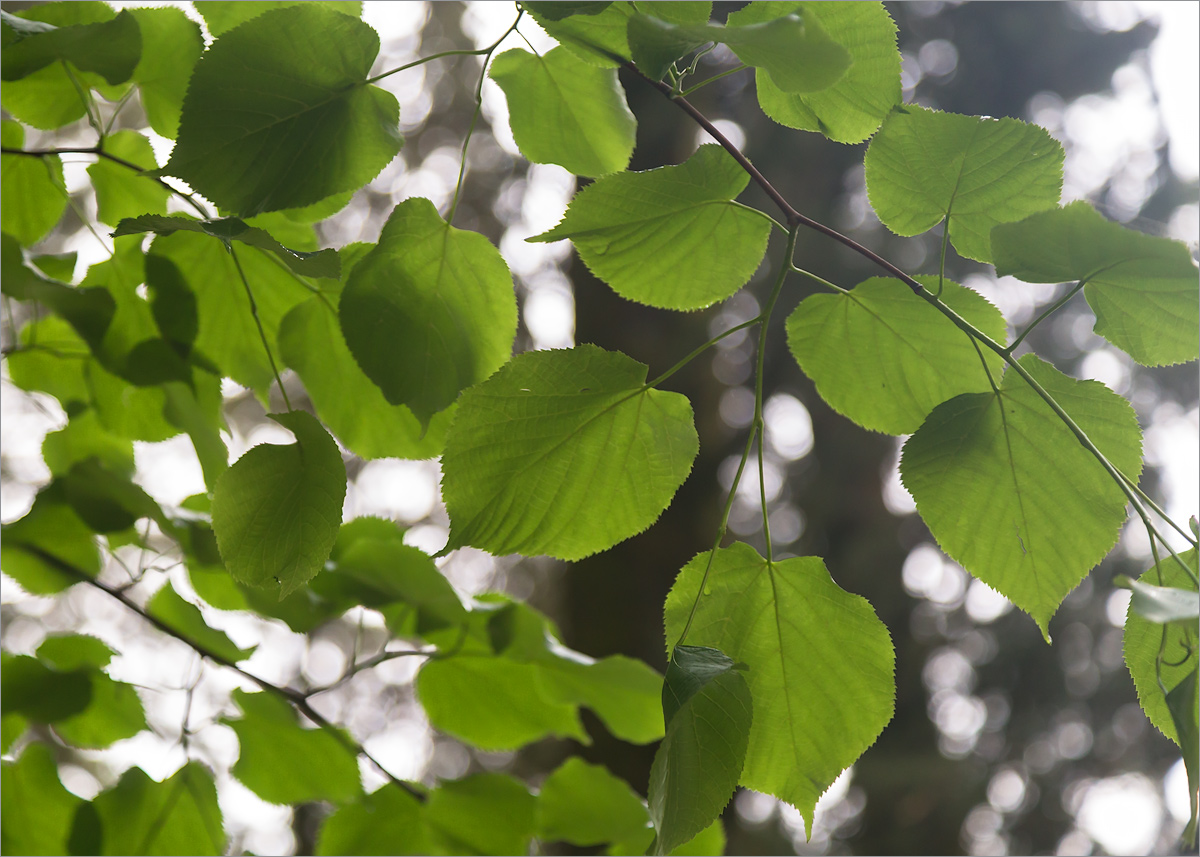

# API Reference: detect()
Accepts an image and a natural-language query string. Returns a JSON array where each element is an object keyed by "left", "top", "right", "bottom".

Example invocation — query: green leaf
[
  {"left": 62, "top": 458, "right": 168, "bottom": 534},
  {"left": 211, "top": 411, "right": 347, "bottom": 598},
  {"left": 441, "top": 345, "right": 698, "bottom": 560},
  {"left": 530, "top": 144, "right": 770, "bottom": 310},
  {"left": 1, "top": 743, "right": 82, "bottom": 856},
  {"left": 489, "top": 47, "right": 635, "bottom": 177},
  {"left": 199, "top": 1, "right": 362, "bottom": 37},
  {"left": 901, "top": 355, "right": 1144, "bottom": 637},
  {"left": 1123, "top": 548, "right": 1198, "bottom": 745},
  {"left": 35, "top": 634, "right": 114, "bottom": 670},
  {"left": 317, "top": 785, "right": 433, "bottom": 856},
  {"left": 1, "top": 483, "right": 101, "bottom": 595},
  {"left": 0, "top": 714, "right": 27, "bottom": 754},
  {"left": 663, "top": 543, "right": 895, "bottom": 837},
  {"left": 426, "top": 773, "right": 537, "bottom": 856},
  {"left": 30, "top": 250, "right": 76, "bottom": 282},
  {"left": 339, "top": 197, "right": 516, "bottom": 425},
  {"left": 786, "top": 276, "right": 1007, "bottom": 434},
  {"left": 163, "top": 5, "right": 401, "bottom": 216},
  {"left": 90, "top": 763, "right": 225, "bottom": 855},
  {"left": 146, "top": 583, "right": 257, "bottom": 663},
  {"left": 50, "top": 669, "right": 147, "bottom": 749},
  {"left": 865, "top": 105, "right": 1063, "bottom": 262},
  {"left": 1, "top": 121, "right": 67, "bottom": 246},
  {"left": 537, "top": 758, "right": 651, "bottom": 846},
  {"left": 992, "top": 201, "right": 1200, "bottom": 367},
  {"left": 42, "top": 408, "right": 135, "bottom": 478},
  {"left": 1, "top": 9, "right": 141, "bottom": 85},
  {"left": 607, "top": 820, "right": 725, "bottom": 856},
  {"left": 523, "top": 2, "right": 614, "bottom": 22},
  {"left": 1, "top": 655, "right": 92, "bottom": 723},
  {"left": 1166, "top": 667, "right": 1199, "bottom": 844},
  {"left": 528, "top": 2, "right": 632, "bottom": 67},
  {"left": 323, "top": 534, "right": 466, "bottom": 623},
  {"left": 126, "top": 7, "right": 203, "bottom": 139},
  {"left": 88, "top": 131, "right": 169, "bottom": 227},
  {"left": 6, "top": 316, "right": 91, "bottom": 409},
  {"left": 279, "top": 294, "right": 453, "bottom": 460},
  {"left": 746, "top": 1, "right": 901, "bottom": 143},
  {"left": 539, "top": 654, "right": 665, "bottom": 745},
  {"left": 224, "top": 689, "right": 362, "bottom": 804},
  {"left": 648, "top": 644, "right": 751, "bottom": 854},
  {"left": 705, "top": 10, "right": 850, "bottom": 93},
  {"left": 117, "top": 214, "right": 340, "bottom": 279},
  {"left": 1118, "top": 575, "right": 1200, "bottom": 624}
]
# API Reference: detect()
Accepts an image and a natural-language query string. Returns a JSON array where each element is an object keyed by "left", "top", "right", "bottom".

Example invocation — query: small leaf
[
  {"left": 90, "top": 763, "right": 225, "bottom": 855},
  {"left": 865, "top": 105, "right": 1063, "bottom": 262},
  {"left": 1, "top": 9, "right": 141, "bottom": 85},
  {"left": 537, "top": 758, "right": 651, "bottom": 846},
  {"left": 340, "top": 198, "right": 516, "bottom": 425},
  {"left": 224, "top": 689, "right": 362, "bottom": 804},
  {"left": 530, "top": 145, "right": 770, "bottom": 309},
  {"left": 127, "top": 7, "right": 203, "bottom": 139},
  {"left": 663, "top": 543, "right": 895, "bottom": 836},
  {"left": 992, "top": 201, "right": 1200, "bottom": 367},
  {"left": 901, "top": 355, "right": 1144, "bottom": 637},
  {"left": 1, "top": 743, "right": 82, "bottom": 856},
  {"left": 648, "top": 644, "right": 751, "bottom": 855},
  {"left": 163, "top": 5, "right": 400, "bottom": 216},
  {"left": 316, "top": 785, "right": 432, "bottom": 856},
  {"left": 211, "top": 411, "right": 347, "bottom": 599},
  {"left": 1, "top": 121, "right": 68, "bottom": 245},
  {"left": 786, "top": 276, "right": 1007, "bottom": 434},
  {"left": 490, "top": 47, "right": 635, "bottom": 177},
  {"left": 441, "top": 345, "right": 698, "bottom": 560},
  {"left": 145, "top": 583, "right": 257, "bottom": 663},
  {"left": 35, "top": 634, "right": 115, "bottom": 670},
  {"left": 426, "top": 773, "right": 537, "bottom": 856}
]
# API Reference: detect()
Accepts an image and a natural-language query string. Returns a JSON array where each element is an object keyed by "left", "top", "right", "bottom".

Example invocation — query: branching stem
[{"left": 229, "top": 245, "right": 292, "bottom": 412}]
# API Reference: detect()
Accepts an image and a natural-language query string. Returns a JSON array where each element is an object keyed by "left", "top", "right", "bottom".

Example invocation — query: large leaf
[
  {"left": 490, "top": 46, "right": 635, "bottom": 177},
  {"left": 279, "top": 294, "right": 452, "bottom": 459},
  {"left": 211, "top": 411, "right": 347, "bottom": 599},
  {"left": 162, "top": 4, "right": 401, "bottom": 216},
  {"left": 865, "top": 105, "right": 1063, "bottom": 262},
  {"left": 901, "top": 355, "right": 1143, "bottom": 637},
  {"left": 223, "top": 689, "right": 362, "bottom": 804},
  {"left": 426, "top": 773, "right": 537, "bottom": 856},
  {"left": 339, "top": 197, "right": 516, "bottom": 425},
  {"left": 527, "top": 2, "right": 632, "bottom": 67},
  {"left": 663, "top": 543, "right": 895, "bottom": 836},
  {"left": 648, "top": 645, "right": 751, "bottom": 855},
  {"left": 88, "top": 131, "right": 169, "bottom": 227},
  {"left": 440, "top": 345, "right": 698, "bottom": 560},
  {"left": 992, "top": 201, "right": 1200, "bottom": 367},
  {"left": 87, "top": 763, "right": 225, "bottom": 856},
  {"left": 537, "top": 758, "right": 651, "bottom": 846},
  {"left": 316, "top": 785, "right": 432, "bottom": 856},
  {"left": 1123, "top": 548, "right": 1199, "bottom": 745},
  {"left": 199, "top": 1, "right": 362, "bottom": 37},
  {"left": 1, "top": 121, "right": 67, "bottom": 246},
  {"left": 530, "top": 145, "right": 770, "bottom": 310},
  {"left": 786, "top": 276, "right": 1007, "bottom": 434},
  {"left": 742, "top": 1, "right": 901, "bottom": 143},
  {"left": 127, "top": 7, "right": 202, "bottom": 139},
  {"left": 0, "top": 743, "right": 82, "bottom": 856},
  {"left": 1, "top": 8, "right": 140, "bottom": 85}
]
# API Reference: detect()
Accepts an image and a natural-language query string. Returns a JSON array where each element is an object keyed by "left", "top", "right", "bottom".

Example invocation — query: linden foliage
[{"left": 2, "top": 1, "right": 1197, "bottom": 854}]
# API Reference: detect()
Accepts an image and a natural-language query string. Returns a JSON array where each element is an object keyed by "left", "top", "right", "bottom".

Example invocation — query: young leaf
[
  {"left": 786, "top": 276, "right": 1007, "bottom": 434},
  {"left": 223, "top": 689, "right": 362, "bottom": 804},
  {"left": 1, "top": 121, "right": 67, "bottom": 245},
  {"left": 199, "top": 0, "right": 362, "bottom": 37},
  {"left": 1123, "top": 548, "right": 1198, "bottom": 745},
  {"left": 89, "top": 763, "right": 225, "bottom": 856},
  {"left": 145, "top": 583, "right": 257, "bottom": 663},
  {"left": 211, "top": 411, "right": 347, "bottom": 599},
  {"left": 530, "top": 145, "right": 770, "bottom": 310},
  {"left": 126, "top": 7, "right": 202, "bottom": 139},
  {"left": 440, "top": 345, "right": 698, "bottom": 560},
  {"left": 537, "top": 758, "right": 651, "bottom": 846},
  {"left": 88, "top": 131, "right": 169, "bottom": 227},
  {"left": 426, "top": 773, "right": 537, "bottom": 856},
  {"left": 992, "top": 201, "right": 1200, "bottom": 367},
  {"left": 0, "top": 743, "right": 83, "bottom": 856},
  {"left": 316, "top": 785, "right": 433, "bottom": 856},
  {"left": 339, "top": 198, "right": 517, "bottom": 425},
  {"left": 279, "top": 295, "right": 453, "bottom": 460},
  {"left": 663, "top": 543, "right": 895, "bottom": 837},
  {"left": 490, "top": 47, "right": 635, "bottom": 177},
  {"left": 1, "top": 9, "right": 141, "bottom": 85},
  {"left": 901, "top": 355, "right": 1144, "bottom": 638},
  {"left": 743, "top": 1, "right": 901, "bottom": 144},
  {"left": 162, "top": 5, "right": 401, "bottom": 216},
  {"left": 648, "top": 644, "right": 751, "bottom": 855},
  {"left": 865, "top": 105, "right": 1063, "bottom": 262}
]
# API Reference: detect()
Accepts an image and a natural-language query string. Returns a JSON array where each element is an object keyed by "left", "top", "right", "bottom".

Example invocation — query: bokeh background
[{"left": 2, "top": 2, "right": 1197, "bottom": 855}]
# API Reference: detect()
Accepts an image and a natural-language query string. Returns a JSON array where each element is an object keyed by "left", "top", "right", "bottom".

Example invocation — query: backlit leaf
[
  {"left": 901, "top": 355, "right": 1143, "bottom": 637},
  {"left": 127, "top": 7, "right": 202, "bottom": 139},
  {"left": 145, "top": 583, "right": 257, "bottom": 663},
  {"left": 1, "top": 121, "right": 67, "bottom": 245},
  {"left": 340, "top": 198, "right": 516, "bottom": 425},
  {"left": 199, "top": 1, "right": 362, "bottom": 37},
  {"left": 211, "top": 411, "right": 347, "bottom": 599},
  {"left": 490, "top": 47, "right": 635, "bottom": 177},
  {"left": 88, "top": 131, "right": 169, "bottom": 226},
  {"left": 992, "top": 201, "right": 1200, "bottom": 366},
  {"left": 537, "top": 758, "right": 650, "bottom": 846},
  {"left": 530, "top": 145, "right": 770, "bottom": 309},
  {"left": 1166, "top": 668, "right": 1199, "bottom": 843},
  {"left": 316, "top": 785, "right": 432, "bottom": 856},
  {"left": 0, "top": 743, "right": 82, "bottom": 856},
  {"left": 1, "top": 483, "right": 101, "bottom": 595},
  {"left": 163, "top": 5, "right": 401, "bottom": 216},
  {"left": 441, "top": 345, "right": 698, "bottom": 560},
  {"left": 1, "top": 8, "right": 140, "bottom": 85},
  {"left": 663, "top": 543, "right": 895, "bottom": 836},
  {"left": 90, "top": 763, "right": 224, "bottom": 855},
  {"left": 426, "top": 773, "right": 537, "bottom": 856},
  {"left": 865, "top": 105, "right": 1063, "bottom": 262},
  {"left": 786, "top": 276, "right": 1007, "bottom": 434},
  {"left": 528, "top": 2, "right": 632, "bottom": 67}
]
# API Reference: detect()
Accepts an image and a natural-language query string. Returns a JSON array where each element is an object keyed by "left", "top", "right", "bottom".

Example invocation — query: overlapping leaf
[
  {"left": 1, "top": 121, "right": 67, "bottom": 245},
  {"left": 530, "top": 145, "right": 770, "bottom": 309},
  {"left": 85, "top": 763, "right": 225, "bottom": 855},
  {"left": 0, "top": 743, "right": 82, "bottom": 856},
  {"left": 901, "top": 355, "right": 1144, "bottom": 637},
  {"left": 537, "top": 758, "right": 651, "bottom": 846},
  {"left": 126, "top": 7, "right": 202, "bottom": 139},
  {"left": 663, "top": 543, "right": 895, "bottom": 835},
  {"left": 199, "top": 1, "right": 362, "bottom": 37},
  {"left": 427, "top": 773, "right": 538, "bottom": 855},
  {"left": 993, "top": 201, "right": 1200, "bottom": 366},
  {"left": 787, "top": 276, "right": 1007, "bottom": 434},
  {"left": 211, "top": 411, "right": 346, "bottom": 599},
  {"left": 162, "top": 4, "right": 401, "bottom": 216},
  {"left": 146, "top": 583, "right": 257, "bottom": 663},
  {"left": 1, "top": 8, "right": 140, "bottom": 85},
  {"left": 88, "top": 131, "right": 170, "bottom": 227},
  {"left": 440, "top": 345, "right": 698, "bottom": 559},
  {"left": 865, "top": 105, "right": 1063, "bottom": 262},
  {"left": 1, "top": 482, "right": 101, "bottom": 595},
  {"left": 339, "top": 197, "right": 516, "bottom": 425},
  {"left": 316, "top": 785, "right": 432, "bottom": 856}
]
